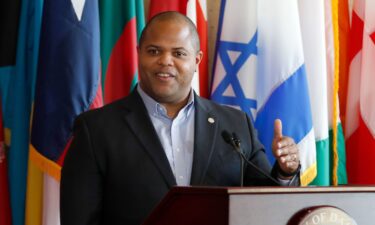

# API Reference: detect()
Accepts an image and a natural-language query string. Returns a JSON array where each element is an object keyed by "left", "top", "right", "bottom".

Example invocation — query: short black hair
[{"left": 139, "top": 11, "right": 200, "bottom": 52}]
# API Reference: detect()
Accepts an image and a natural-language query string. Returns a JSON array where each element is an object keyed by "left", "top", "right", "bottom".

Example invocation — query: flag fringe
[
  {"left": 301, "top": 163, "right": 317, "bottom": 186},
  {"left": 29, "top": 145, "right": 61, "bottom": 181},
  {"left": 331, "top": 0, "right": 340, "bottom": 186}
]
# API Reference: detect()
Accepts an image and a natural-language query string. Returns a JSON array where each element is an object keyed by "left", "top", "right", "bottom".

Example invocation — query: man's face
[{"left": 138, "top": 20, "right": 203, "bottom": 104}]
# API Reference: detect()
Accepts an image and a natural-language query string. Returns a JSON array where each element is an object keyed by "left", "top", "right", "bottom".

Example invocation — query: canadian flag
[
  {"left": 148, "top": 0, "right": 209, "bottom": 98},
  {"left": 346, "top": 0, "right": 375, "bottom": 184}
]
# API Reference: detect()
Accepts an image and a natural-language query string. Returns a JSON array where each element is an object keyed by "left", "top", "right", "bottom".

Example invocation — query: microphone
[
  {"left": 221, "top": 131, "right": 280, "bottom": 186},
  {"left": 222, "top": 131, "right": 245, "bottom": 186}
]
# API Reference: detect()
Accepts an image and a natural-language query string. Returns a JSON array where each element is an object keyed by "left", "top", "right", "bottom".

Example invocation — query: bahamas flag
[
  {"left": 100, "top": 0, "right": 145, "bottom": 104},
  {"left": 30, "top": 0, "right": 103, "bottom": 224},
  {"left": 211, "top": 0, "right": 316, "bottom": 185}
]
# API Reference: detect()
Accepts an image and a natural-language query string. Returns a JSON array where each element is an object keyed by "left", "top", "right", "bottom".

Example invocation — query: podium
[{"left": 143, "top": 186, "right": 375, "bottom": 225}]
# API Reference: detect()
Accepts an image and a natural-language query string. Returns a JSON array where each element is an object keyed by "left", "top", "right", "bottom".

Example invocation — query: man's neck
[
  {"left": 137, "top": 85, "right": 194, "bottom": 119},
  {"left": 162, "top": 97, "right": 190, "bottom": 119}
]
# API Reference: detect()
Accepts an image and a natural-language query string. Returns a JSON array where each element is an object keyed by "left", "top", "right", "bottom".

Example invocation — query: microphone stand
[
  {"left": 229, "top": 135, "right": 245, "bottom": 187},
  {"left": 233, "top": 134, "right": 281, "bottom": 186},
  {"left": 222, "top": 131, "right": 281, "bottom": 186}
]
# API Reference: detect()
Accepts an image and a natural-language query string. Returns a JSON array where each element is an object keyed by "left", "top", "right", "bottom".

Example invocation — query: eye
[
  {"left": 174, "top": 50, "right": 187, "bottom": 58},
  {"left": 147, "top": 48, "right": 159, "bottom": 55}
]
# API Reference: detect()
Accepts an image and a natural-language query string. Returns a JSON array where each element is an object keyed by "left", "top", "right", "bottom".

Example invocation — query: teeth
[{"left": 157, "top": 73, "right": 172, "bottom": 77}]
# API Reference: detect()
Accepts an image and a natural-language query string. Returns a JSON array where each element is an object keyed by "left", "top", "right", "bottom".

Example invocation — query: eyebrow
[
  {"left": 145, "top": 45, "right": 188, "bottom": 51},
  {"left": 172, "top": 47, "right": 188, "bottom": 51}
]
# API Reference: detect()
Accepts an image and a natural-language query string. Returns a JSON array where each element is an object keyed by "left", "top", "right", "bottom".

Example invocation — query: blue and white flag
[
  {"left": 30, "top": 0, "right": 103, "bottom": 223},
  {"left": 211, "top": 0, "right": 316, "bottom": 185}
]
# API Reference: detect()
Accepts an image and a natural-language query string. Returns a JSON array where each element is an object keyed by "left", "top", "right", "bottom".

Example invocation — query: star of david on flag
[
  {"left": 211, "top": 0, "right": 317, "bottom": 185},
  {"left": 211, "top": 33, "right": 258, "bottom": 121}
]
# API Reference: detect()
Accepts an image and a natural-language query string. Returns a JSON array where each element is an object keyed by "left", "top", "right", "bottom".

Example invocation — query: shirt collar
[{"left": 137, "top": 84, "right": 195, "bottom": 119}]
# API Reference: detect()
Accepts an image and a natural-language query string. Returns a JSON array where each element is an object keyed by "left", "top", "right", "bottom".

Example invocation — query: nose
[{"left": 157, "top": 53, "right": 173, "bottom": 66}]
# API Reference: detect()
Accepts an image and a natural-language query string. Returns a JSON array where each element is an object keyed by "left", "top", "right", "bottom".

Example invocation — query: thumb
[{"left": 274, "top": 119, "right": 283, "bottom": 139}]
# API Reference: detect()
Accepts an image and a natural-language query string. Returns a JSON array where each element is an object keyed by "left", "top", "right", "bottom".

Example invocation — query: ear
[{"left": 195, "top": 50, "right": 203, "bottom": 66}]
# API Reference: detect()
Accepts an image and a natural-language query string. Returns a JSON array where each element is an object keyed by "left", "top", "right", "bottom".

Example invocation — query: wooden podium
[{"left": 143, "top": 186, "right": 375, "bottom": 225}]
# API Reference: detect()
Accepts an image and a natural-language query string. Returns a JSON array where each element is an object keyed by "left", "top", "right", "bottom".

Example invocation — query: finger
[
  {"left": 276, "top": 137, "right": 295, "bottom": 149},
  {"left": 273, "top": 119, "right": 283, "bottom": 140},
  {"left": 275, "top": 143, "right": 298, "bottom": 157},
  {"left": 278, "top": 159, "right": 300, "bottom": 174},
  {"left": 280, "top": 153, "right": 298, "bottom": 163}
]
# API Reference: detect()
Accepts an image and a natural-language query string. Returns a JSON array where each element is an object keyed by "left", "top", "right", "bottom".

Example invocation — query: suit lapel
[
  {"left": 190, "top": 95, "right": 219, "bottom": 185},
  {"left": 121, "top": 91, "right": 176, "bottom": 187}
]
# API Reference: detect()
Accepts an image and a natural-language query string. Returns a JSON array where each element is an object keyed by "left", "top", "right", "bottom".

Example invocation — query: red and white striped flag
[{"left": 346, "top": 0, "right": 375, "bottom": 184}]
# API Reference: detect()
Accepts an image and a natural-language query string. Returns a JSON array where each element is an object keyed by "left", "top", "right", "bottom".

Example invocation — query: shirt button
[
  {"left": 179, "top": 175, "right": 184, "bottom": 179},
  {"left": 176, "top": 148, "right": 180, "bottom": 152}
]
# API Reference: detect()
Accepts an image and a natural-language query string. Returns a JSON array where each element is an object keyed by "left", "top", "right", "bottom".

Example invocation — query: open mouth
[{"left": 155, "top": 72, "right": 176, "bottom": 79}]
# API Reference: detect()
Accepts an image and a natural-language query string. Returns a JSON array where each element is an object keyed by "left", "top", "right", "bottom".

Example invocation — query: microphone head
[
  {"left": 221, "top": 130, "right": 233, "bottom": 144},
  {"left": 232, "top": 132, "right": 241, "bottom": 145}
]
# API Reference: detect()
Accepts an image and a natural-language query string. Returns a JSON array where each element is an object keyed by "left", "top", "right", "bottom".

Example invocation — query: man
[{"left": 60, "top": 11, "right": 300, "bottom": 225}]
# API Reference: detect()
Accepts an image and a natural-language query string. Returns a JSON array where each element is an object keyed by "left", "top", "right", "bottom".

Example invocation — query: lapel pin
[{"left": 208, "top": 117, "right": 215, "bottom": 124}]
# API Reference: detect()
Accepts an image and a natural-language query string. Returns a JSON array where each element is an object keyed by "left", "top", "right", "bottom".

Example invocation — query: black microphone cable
[{"left": 222, "top": 131, "right": 281, "bottom": 186}]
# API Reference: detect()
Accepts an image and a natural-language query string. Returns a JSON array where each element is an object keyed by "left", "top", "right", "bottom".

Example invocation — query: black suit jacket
[{"left": 60, "top": 90, "right": 287, "bottom": 225}]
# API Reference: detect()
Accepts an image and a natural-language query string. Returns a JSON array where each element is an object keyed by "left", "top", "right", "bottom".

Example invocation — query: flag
[
  {"left": 0, "top": 0, "right": 20, "bottom": 86},
  {"left": 0, "top": 98, "right": 11, "bottom": 225},
  {"left": 346, "top": 0, "right": 375, "bottom": 184},
  {"left": 298, "top": 0, "right": 330, "bottom": 186},
  {"left": 210, "top": 0, "right": 316, "bottom": 185},
  {"left": 323, "top": 0, "right": 347, "bottom": 185},
  {"left": 0, "top": 1, "right": 44, "bottom": 225},
  {"left": 338, "top": 0, "right": 351, "bottom": 131},
  {"left": 30, "top": 0, "right": 103, "bottom": 224},
  {"left": 0, "top": 2, "right": 20, "bottom": 224},
  {"left": 148, "top": 0, "right": 187, "bottom": 16},
  {"left": 17, "top": 1, "right": 45, "bottom": 224},
  {"left": 148, "top": 0, "right": 209, "bottom": 98},
  {"left": 298, "top": 0, "right": 347, "bottom": 186},
  {"left": 100, "top": 0, "right": 145, "bottom": 104}
]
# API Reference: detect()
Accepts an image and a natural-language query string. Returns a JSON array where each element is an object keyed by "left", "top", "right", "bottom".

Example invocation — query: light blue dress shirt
[
  {"left": 137, "top": 86, "right": 292, "bottom": 186},
  {"left": 137, "top": 86, "right": 195, "bottom": 186}
]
